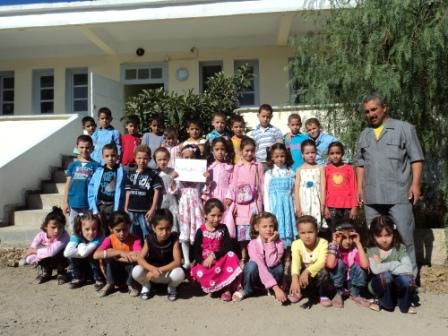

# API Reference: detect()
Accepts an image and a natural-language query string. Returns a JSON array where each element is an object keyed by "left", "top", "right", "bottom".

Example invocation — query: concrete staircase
[{"left": 0, "top": 155, "right": 73, "bottom": 246}]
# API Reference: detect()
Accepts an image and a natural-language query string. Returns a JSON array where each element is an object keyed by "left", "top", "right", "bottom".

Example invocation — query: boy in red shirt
[{"left": 121, "top": 115, "right": 141, "bottom": 167}]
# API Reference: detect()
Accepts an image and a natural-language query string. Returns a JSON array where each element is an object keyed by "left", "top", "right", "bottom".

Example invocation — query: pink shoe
[
  {"left": 320, "top": 297, "right": 332, "bottom": 307},
  {"left": 220, "top": 290, "right": 232, "bottom": 302},
  {"left": 287, "top": 293, "right": 302, "bottom": 304}
]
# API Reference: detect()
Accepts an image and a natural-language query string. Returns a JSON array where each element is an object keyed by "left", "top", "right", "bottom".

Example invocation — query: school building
[{"left": 0, "top": 0, "right": 331, "bottom": 227}]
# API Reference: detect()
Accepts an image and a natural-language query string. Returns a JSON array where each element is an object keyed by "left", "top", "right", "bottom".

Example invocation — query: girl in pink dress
[
  {"left": 171, "top": 144, "right": 205, "bottom": 269},
  {"left": 225, "top": 137, "right": 264, "bottom": 265},
  {"left": 203, "top": 137, "right": 235, "bottom": 237},
  {"left": 191, "top": 199, "right": 242, "bottom": 301}
]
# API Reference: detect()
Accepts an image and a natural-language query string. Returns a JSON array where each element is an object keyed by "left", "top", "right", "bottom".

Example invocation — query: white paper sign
[{"left": 175, "top": 159, "right": 207, "bottom": 183}]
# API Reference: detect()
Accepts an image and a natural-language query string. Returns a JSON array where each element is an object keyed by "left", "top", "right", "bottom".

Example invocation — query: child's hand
[
  {"left": 324, "top": 206, "right": 331, "bottom": 220},
  {"left": 295, "top": 208, "right": 302, "bottom": 217},
  {"left": 224, "top": 198, "right": 233, "bottom": 207},
  {"left": 202, "top": 255, "right": 214, "bottom": 268},
  {"left": 63, "top": 203, "right": 70, "bottom": 214},
  {"left": 203, "top": 171, "right": 210, "bottom": 178},
  {"left": 371, "top": 254, "right": 381, "bottom": 264},
  {"left": 25, "top": 247, "right": 37, "bottom": 257},
  {"left": 170, "top": 171, "right": 179, "bottom": 179},
  {"left": 124, "top": 207, "right": 129, "bottom": 214},
  {"left": 289, "top": 278, "right": 300, "bottom": 295},
  {"left": 299, "top": 269, "right": 310, "bottom": 288},
  {"left": 272, "top": 285, "right": 287, "bottom": 304},
  {"left": 332, "top": 231, "right": 343, "bottom": 245},
  {"left": 356, "top": 189, "right": 364, "bottom": 205},
  {"left": 268, "top": 231, "right": 279, "bottom": 242},
  {"left": 145, "top": 208, "right": 155, "bottom": 221},
  {"left": 349, "top": 207, "right": 358, "bottom": 220},
  {"left": 350, "top": 232, "right": 361, "bottom": 246}
]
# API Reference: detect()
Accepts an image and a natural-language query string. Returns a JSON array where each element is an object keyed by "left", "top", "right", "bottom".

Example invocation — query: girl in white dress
[{"left": 294, "top": 139, "right": 326, "bottom": 229}]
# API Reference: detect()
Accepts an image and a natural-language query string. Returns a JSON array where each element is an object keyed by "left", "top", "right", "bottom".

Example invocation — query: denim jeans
[
  {"left": 70, "top": 257, "right": 103, "bottom": 282},
  {"left": 370, "top": 271, "right": 415, "bottom": 313},
  {"left": 329, "top": 259, "right": 367, "bottom": 296},
  {"left": 129, "top": 212, "right": 150, "bottom": 241},
  {"left": 105, "top": 259, "right": 135, "bottom": 286},
  {"left": 327, "top": 208, "right": 350, "bottom": 233},
  {"left": 242, "top": 261, "right": 283, "bottom": 296}
]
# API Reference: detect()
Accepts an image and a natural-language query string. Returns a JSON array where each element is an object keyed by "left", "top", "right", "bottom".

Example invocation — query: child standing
[
  {"left": 124, "top": 145, "right": 163, "bottom": 241},
  {"left": 191, "top": 199, "right": 242, "bottom": 301},
  {"left": 88, "top": 144, "right": 125, "bottom": 233},
  {"left": 203, "top": 137, "right": 234, "bottom": 236},
  {"left": 182, "top": 119, "right": 207, "bottom": 157},
  {"left": 326, "top": 223, "right": 369, "bottom": 308},
  {"left": 230, "top": 115, "right": 245, "bottom": 164},
  {"left": 91, "top": 107, "right": 121, "bottom": 164},
  {"left": 132, "top": 209, "right": 185, "bottom": 301},
  {"left": 64, "top": 213, "right": 104, "bottom": 290},
  {"left": 141, "top": 115, "right": 165, "bottom": 168},
  {"left": 289, "top": 215, "right": 330, "bottom": 305},
  {"left": 324, "top": 142, "right": 358, "bottom": 232},
  {"left": 73, "top": 116, "right": 96, "bottom": 156},
  {"left": 121, "top": 115, "right": 141, "bottom": 167},
  {"left": 64, "top": 135, "right": 101, "bottom": 228},
  {"left": 206, "top": 111, "right": 230, "bottom": 142},
  {"left": 264, "top": 143, "right": 296, "bottom": 271},
  {"left": 233, "top": 212, "right": 286, "bottom": 303},
  {"left": 162, "top": 127, "right": 180, "bottom": 168},
  {"left": 154, "top": 147, "right": 179, "bottom": 232},
  {"left": 295, "top": 140, "right": 326, "bottom": 229},
  {"left": 367, "top": 216, "right": 416, "bottom": 314},
  {"left": 304, "top": 117, "right": 337, "bottom": 165},
  {"left": 225, "top": 137, "right": 264, "bottom": 264},
  {"left": 249, "top": 104, "right": 283, "bottom": 170},
  {"left": 171, "top": 144, "right": 205, "bottom": 269},
  {"left": 284, "top": 113, "right": 309, "bottom": 172},
  {"left": 94, "top": 211, "right": 141, "bottom": 297},
  {"left": 23, "top": 207, "right": 70, "bottom": 284}
]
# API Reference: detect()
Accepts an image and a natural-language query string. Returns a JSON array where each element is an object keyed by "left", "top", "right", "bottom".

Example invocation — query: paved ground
[{"left": 0, "top": 266, "right": 447, "bottom": 336}]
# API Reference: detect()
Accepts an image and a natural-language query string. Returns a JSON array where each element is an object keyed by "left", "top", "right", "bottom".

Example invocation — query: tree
[{"left": 290, "top": 0, "right": 448, "bottom": 227}]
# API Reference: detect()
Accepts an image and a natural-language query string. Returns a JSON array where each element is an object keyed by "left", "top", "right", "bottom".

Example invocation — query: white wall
[{"left": 0, "top": 114, "right": 80, "bottom": 224}]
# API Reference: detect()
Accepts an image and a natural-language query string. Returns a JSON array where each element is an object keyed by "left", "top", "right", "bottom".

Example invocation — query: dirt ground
[{"left": 1, "top": 248, "right": 447, "bottom": 336}]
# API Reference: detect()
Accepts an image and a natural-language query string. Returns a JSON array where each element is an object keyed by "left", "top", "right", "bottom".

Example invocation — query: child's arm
[
  {"left": 367, "top": 247, "right": 402, "bottom": 274},
  {"left": 275, "top": 128, "right": 284, "bottom": 144},
  {"left": 124, "top": 190, "right": 130, "bottom": 213},
  {"left": 145, "top": 188, "right": 161, "bottom": 221},
  {"left": 25, "top": 232, "right": 43, "bottom": 257},
  {"left": 256, "top": 164, "right": 265, "bottom": 211},
  {"left": 351, "top": 232, "right": 369, "bottom": 269},
  {"left": 63, "top": 176, "right": 71, "bottom": 214},
  {"left": 159, "top": 240, "right": 182, "bottom": 273},
  {"left": 213, "top": 226, "right": 232, "bottom": 260},
  {"left": 349, "top": 165, "right": 359, "bottom": 219},
  {"left": 319, "top": 166, "right": 326, "bottom": 213},
  {"left": 294, "top": 169, "right": 302, "bottom": 217},
  {"left": 306, "top": 238, "right": 328, "bottom": 278},
  {"left": 36, "top": 232, "right": 70, "bottom": 260},
  {"left": 87, "top": 171, "right": 99, "bottom": 214},
  {"left": 263, "top": 171, "right": 271, "bottom": 212},
  {"left": 325, "top": 232, "right": 342, "bottom": 269},
  {"left": 93, "top": 237, "right": 127, "bottom": 260},
  {"left": 192, "top": 229, "right": 204, "bottom": 264},
  {"left": 113, "top": 130, "right": 122, "bottom": 159},
  {"left": 137, "top": 240, "right": 159, "bottom": 271},
  {"left": 391, "top": 245, "right": 413, "bottom": 275},
  {"left": 290, "top": 240, "right": 302, "bottom": 294}
]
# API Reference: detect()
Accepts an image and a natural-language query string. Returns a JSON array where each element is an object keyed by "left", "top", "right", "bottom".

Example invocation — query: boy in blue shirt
[
  {"left": 305, "top": 117, "right": 337, "bottom": 165},
  {"left": 64, "top": 135, "right": 101, "bottom": 228},
  {"left": 284, "top": 113, "right": 309, "bottom": 172},
  {"left": 206, "top": 111, "right": 230, "bottom": 142},
  {"left": 91, "top": 107, "right": 121, "bottom": 164},
  {"left": 88, "top": 144, "right": 125, "bottom": 233}
]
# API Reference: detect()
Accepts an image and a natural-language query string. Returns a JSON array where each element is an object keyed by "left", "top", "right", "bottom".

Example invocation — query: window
[
  {"left": 199, "top": 61, "right": 223, "bottom": 92},
  {"left": 122, "top": 63, "right": 167, "bottom": 86},
  {"left": 67, "top": 68, "right": 88, "bottom": 113},
  {"left": 0, "top": 72, "right": 14, "bottom": 115},
  {"left": 234, "top": 60, "right": 259, "bottom": 106},
  {"left": 33, "top": 69, "right": 54, "bottom": 113}
]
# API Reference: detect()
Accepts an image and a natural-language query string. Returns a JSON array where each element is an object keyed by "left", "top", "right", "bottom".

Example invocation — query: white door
[{"left": 89, "top": 72, "right": 124, "bottom": 131}]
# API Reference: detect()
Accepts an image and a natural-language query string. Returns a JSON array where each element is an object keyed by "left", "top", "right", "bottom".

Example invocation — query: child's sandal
[
  {"left": 232, "top": 289, "right": 245, "bottom": 302},
  {"left": 319, "top": 297, "right": 332, "bottom": 307},
  {"left": 407, "top": 306, "right": 417, "bottom": 314},
  {"left": 369, "top": 302, "right": 381, "bottom": 312},
  {"left": 220, "top": 290, "right": 232, "bottom": 302},
  {"left": 97, "top": 284, "right": 114, "bottom": 297},
  {"left": 69, "top": 278, "right": 84, "bottom": 289},
  {"left": 287, "top": 293, "right": 302, "bottom": 304},
  {"left": 94, "top": 281, "right": 105, "bottom": 291},
  {"left": 57, "top": 273, "right": 68, "bottom": 285}
]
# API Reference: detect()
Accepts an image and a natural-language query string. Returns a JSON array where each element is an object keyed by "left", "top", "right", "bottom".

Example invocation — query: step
[
  {"left": 27, "top": 193, "right": 64, "bottom": 210},
  {"left": 0, "top": 209, "right": 48, "bottom": 245},
  {"left": 61, "top": 154, "right": 76, "bottom": 170},
  {"left": 52, "top": 168, "right": 67, "bottom": 183},
  {"left": 42, "top": 181, "right": 65, "bottom": 194}
]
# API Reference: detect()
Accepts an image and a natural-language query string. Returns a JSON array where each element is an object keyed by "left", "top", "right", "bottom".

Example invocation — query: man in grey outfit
[{"left": 355, "top": 94, "right": 424, "bottom": 276}]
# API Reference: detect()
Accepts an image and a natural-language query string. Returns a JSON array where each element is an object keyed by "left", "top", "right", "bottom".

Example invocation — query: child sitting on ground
[
  {"left": 94, "top": 211, "right": 141, "bottom": 297},
  {"left": 289, "top": 215, "right": 330, "bottom": 306},
  {"left": 91, "top": 107, "right": 121, "bottom": 164},
  {"left": 64, "top": 213, "right": 105, "bottom": 290},
  {"left": 23, "top": 207, "right": 70, "bottom": 285},
  {"left": 233, "top": 212, "right": 286, "bottom": 303},
  {"left": 326, "top": 223, "right": 369, "bottom": 308},
  {"left": 132, "top": 209, "right": 185, "bottom": 301},
  {"left": 121, "top": 115, "right": 141, "bottom": 167}
]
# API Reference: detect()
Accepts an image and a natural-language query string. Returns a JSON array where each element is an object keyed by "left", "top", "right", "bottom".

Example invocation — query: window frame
[
  {"left": 66, "top": 68, "right": 89, "bottom": 114},
  {"left": 234, "top": 59, "right": 259, "bottom": 107},
  {"left": 32, "top": 69, "right": 54, "bottom": 114},
  {"left": 0, "top": 71, "right": 14, "bottom": 115},
  {"left": 121, "top": 63, "right": 168, "bottom": 87},
  {"left": 199, "top": 60, "right": 223, "bottom": 93}
]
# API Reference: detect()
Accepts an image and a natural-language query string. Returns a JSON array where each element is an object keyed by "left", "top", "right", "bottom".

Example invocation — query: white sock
[
  {"left": 181, "top": 242, "right": 191, "bottom": 268},
  {"left": 141, "top": 285, "right": 151, "bottom": 294}
]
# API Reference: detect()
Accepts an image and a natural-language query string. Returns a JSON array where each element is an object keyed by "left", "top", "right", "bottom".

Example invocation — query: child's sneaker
[
  {"left": 220, "top": 290, "right": 232, "bottom": 302},
  {"left": 167, "top": 287, "right": 178, "bottom": 302},
  {"left": 232, "top": 289, "right": 246, "bottom": 302},
  {"left": 287, "top": 292, "right": 302, "bottom": 304},
  {"left": 320, "top": 296, "right": 332, "bottom": 307},
  {"left": 35, "top": 266, "right": 52, "bottom": 284}
]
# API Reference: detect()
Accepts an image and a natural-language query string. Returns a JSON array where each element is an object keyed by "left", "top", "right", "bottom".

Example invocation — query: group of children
[{"left": 22, "top": 104, "right": 416, "bottom": 314}]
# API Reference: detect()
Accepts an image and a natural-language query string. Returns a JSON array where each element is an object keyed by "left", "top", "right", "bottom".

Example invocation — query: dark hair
[
  {"left": 288, "top": 113, "right": 301, "bottom": 123},
  {"left": 304, "top": 117, "right": 321, "bottom": 128},
  {"left": 102, "top": 143, "right": 117, "bottom": 153},
  {"left": 205, "top": 137, "right": 234, "bottom": 165},
  {"left": 203, "top": 198, "right": 225, "bottom": 215},
  {"left": 76, "top": 134, "right": 93, "bottom": 146},
  {"left": 134, "top": 144, "right": 151, "bottom": 157},
  {"left": 212, "top": 111, "right": 226, "bottom": 121},
  {"left": 81, "top": 116, "right": 95, "bottom": 126},
  {"left": 98, "top": 107, "right": 112, "bottom": 118},
  {"left": 126, "top": 115, "right": 140, "bottom": 126},
  {"left": 41, "top": 206, "right": 66, "bottom": 231},
  {"left": 296, "top": 215, "right": 318, "bottom": 231},
  {"left": 363, "top": 93, "right": 386, "bottom": 107},
  {"left": 266, "top": 143, "right": 293, "bottom": 169},
  {"left": 301, "top": 139, "right": 317, "bottom": 153},
  {"left": 327, "top": 141, "right": 345, "bottom": 155},
  {"left": 258, "top": 104, "right": 273, "bottom": 114},
  {"left": 240, "top": 136, "right": 256, "bottom": 151},
  {"left": 186, "top": 119, "right": 201, "bottom": 129},
  {"left": 180, "top": 144, "right": 201, "bottom": 159},
  {"left": 148, "top": 114, "right": 164, "bottom": 127},
  {"left": 164, "top": 127, "right": 178, "bottom": 140},
  {"left": 151, "top": 209, "right": 174, "bottom": 228},
  {"left": 73, "top": 212, "right": 101, "bottom": 239},
  {"left": 335, "top": 222, "right": 355, "bottom": 232},
  {"left": 153, "top": 146, "right": 170, "bottom": 161},
  {"left": 250, "top": 212, "right": 278, "bottom": 239},
  {"left": 231, "top": 115, "right": 245, "bottom": 126},
  {"left": 109, "top": 211, "right": 132, "bottom": 229},
  {"left": 368, "top": 215, "right": 401, "bottom": 248}
]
